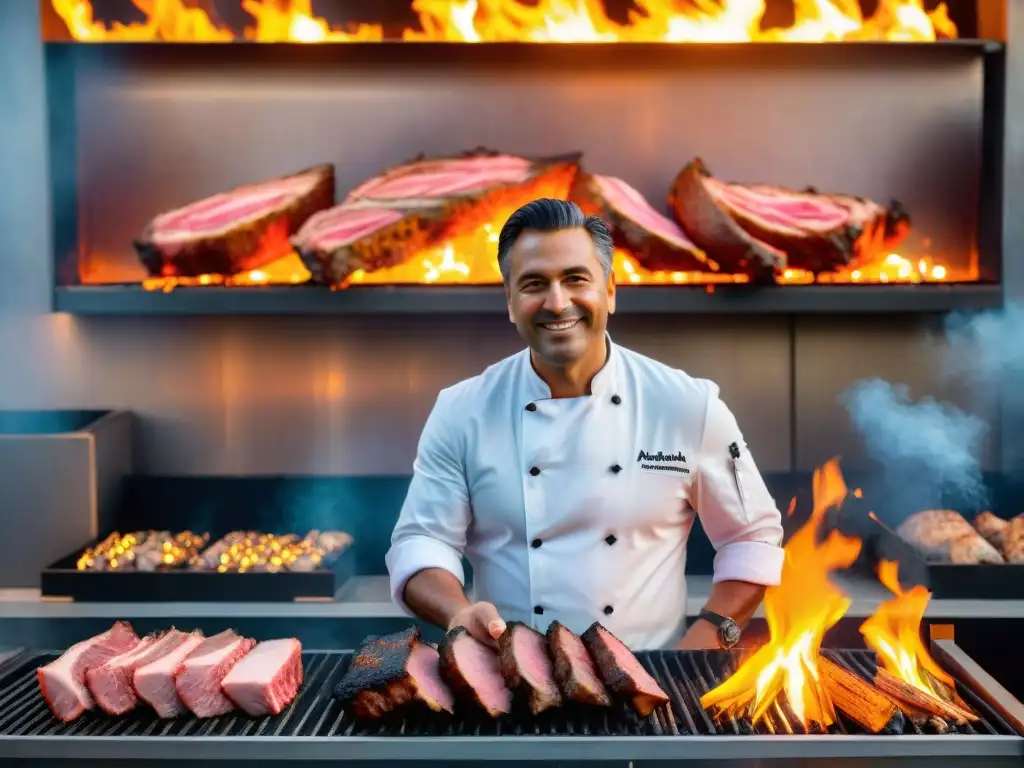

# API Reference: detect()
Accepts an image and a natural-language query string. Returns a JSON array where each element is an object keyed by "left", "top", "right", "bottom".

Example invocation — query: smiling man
[{"left": 386, "top": 198, "right": 785, "bottom": 651}]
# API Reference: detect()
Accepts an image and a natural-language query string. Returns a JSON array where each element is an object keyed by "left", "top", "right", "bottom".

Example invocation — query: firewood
[
  {"left": 818, "top": 656, "right": 905, "bottom": 734},
  {"left": 923, "top": 668, "right": 977, "bottom": 717},
  {"left": 871, "top": 667, "right": 978, "bottom": 725}
]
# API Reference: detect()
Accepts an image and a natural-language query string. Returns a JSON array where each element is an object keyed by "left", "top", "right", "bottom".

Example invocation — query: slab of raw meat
[
  {"left": 333, "top": 626, "right": 454, "bottom": 718},
  {"left": 135, "top": 164, "right": 334, "bottom": 277},
  {"left": 174, "top": 630, "right": 255, "bottom": 718},
  {"left": 570, "top": 171, "right": 713, "bottom": 274},
  {"left": 134, "top": 630, "right": 205, "bottom": 718},
  {"left": 220, "top": 638, "right": 304, "bottom": 717},
  {"left": 581, "top": 622, "right": 669, "bottom": 717},
  {"left": 37, "top": 621, "right": 140, "bottom": 721},
  {"left": 546, "top": 620, "right": 611, "bottom": 707},
  {"left": 497, "top": 622, "right": 562, "bottom": 714},
  {"left": 293, "top": 148, "right": 580, "bottom": 286},
  {"left": 438, "top": 626, "right": 512, "bottom": 718},
  {"left": 669, "top": 157, "right": 909, "bottom": 278}
]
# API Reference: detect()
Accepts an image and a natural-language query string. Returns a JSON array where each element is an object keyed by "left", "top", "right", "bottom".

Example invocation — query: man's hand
[{"left": 447, "top": 601, "right": 507, "bottom": 648}]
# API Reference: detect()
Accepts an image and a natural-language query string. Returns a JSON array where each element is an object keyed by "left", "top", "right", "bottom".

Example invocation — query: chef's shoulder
[
  {"left": 619, "top": 346, "right": 722, "bottom": 417},
  {"left": 424, "top": 352, "right": 521, "bottom": 430}
]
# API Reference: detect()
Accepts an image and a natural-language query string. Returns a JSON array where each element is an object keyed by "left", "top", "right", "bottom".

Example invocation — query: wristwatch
[{"left": 698, "top": 609, "right": 742, "bottom": 649}]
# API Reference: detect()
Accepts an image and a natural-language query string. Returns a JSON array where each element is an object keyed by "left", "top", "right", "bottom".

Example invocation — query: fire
[
  {"left": 700, "top": 458, "right": 861, "bottom": 730},
  {"left": 859, "top": 560, "right": 955, "bottom": 698},
  {"left": 49, "top": 1, "right": 958, "bottom": 43}
]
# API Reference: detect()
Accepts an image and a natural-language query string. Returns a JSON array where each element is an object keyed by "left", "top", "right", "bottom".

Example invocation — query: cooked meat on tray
[
  {"left": 333, "top": 626, "right": 455, "bottom": 718},
  {"left": 547, "top": 620, "right": 612, "bottom": 707},
  {"left": 497, "top": 622, "right": 563, "bottom": 715},
  {"left": 37, "top": 621, "right": 140, "bottom": 721},
  {"left": 569, "top": 171, "right": 715, "bottom": 275},
  {"left": 135, "top": 164, "right": 334, "bottom": 278},
  {"left": 973, "top": 511, "right": 1010, "bottom": 551},
  {"left": 174, "top": 630, "right": 257, "bottom": 718},
  {"left": 581, "top": 622, "right": 670, "bottom": 717},
  {"left": 134, "top": 630, "right": 206, "bottom": 718},
  {"left": 190, "top": 529, "right": 352, "bottom": 573},
  {"left": 1004, "top": 517, "right": 1024, "bottom": 563},
  {"left": 75, "top": 530, "right": 210, "bottom": 572},
  {"left": 439, "top": 626, "right": 513, "bottom": 718},
  {"left": 669, "top": 157, "right": 910, "bottom": 278},
  {"left": 36, "top": 624, "right": 303, "bottom": 723},
  {"left": 221, "top": 638, "right": 304, "bottom": 717},
  {"left": 293, "top": 148, "right": 580, "bottom": 286},
  {"left": 897, "top": 509, "right": 1005, "bottom": 564}
]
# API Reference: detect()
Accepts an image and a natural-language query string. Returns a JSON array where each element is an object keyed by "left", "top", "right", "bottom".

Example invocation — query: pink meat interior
[
  {"left": 297, "top": 206, "right": 406, "bottom": 250},
  {"left": 707, "top": 178, "right": 849, "bottom": 233},
  {"left": 407, "top": 642, "right": 455, "bottom": 712},
  {"left": 453, "top": 634, "right": 511, "bottom": 714},
  {"left": 594, "top": 175, "right": 697, "bottom": 249},
  {"left": 596, "top": 627, "right": 663, "bottom": 696},
  {"left": 512, "top": 629, "right": 559, "bottom": 697},
  {"left": 349, "top": 155, "right": 533, "bottom": 201},
  {"left": 555, "top": 626, "right": 605, "bottom": 692}
]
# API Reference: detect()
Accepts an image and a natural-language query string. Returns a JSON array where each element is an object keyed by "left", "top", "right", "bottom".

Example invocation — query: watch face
[{"left": 720, "top": 621, "right": 741, "bottom": 648}]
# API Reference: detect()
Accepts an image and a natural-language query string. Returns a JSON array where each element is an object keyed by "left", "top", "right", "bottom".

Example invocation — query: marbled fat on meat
[
  {"left": 36, "top": 621, "right": 140, "bottom": 722},
  {"left": 546, "top": 621, "right": 611, "bottom": 707},
  {"left": 438, "top": 626, "right": 512, "bottom": 718},
  {"left": 134, "top": 631, "right": 205, "bottom": 718},
  {"left": 220, "top": 638, "right": 304, "bottom": 717},
  {"left": 580, "top": 622, "right": 669, "bottom": 717},
  {"left": 174, "top": 630, "right": 256, "bottom": 718},
  {"left": 497, "top": 622, "right": 563, "bottom": 715}
]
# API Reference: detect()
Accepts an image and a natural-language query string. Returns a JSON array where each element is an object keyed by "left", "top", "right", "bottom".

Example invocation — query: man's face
[{"left": 505, "top": 227, "right": 616, "bottom": 366}]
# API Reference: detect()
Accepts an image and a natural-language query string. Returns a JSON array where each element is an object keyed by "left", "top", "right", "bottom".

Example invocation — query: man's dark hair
[{"left": 496, "top": 198, "right": 614, "bottom": 283}]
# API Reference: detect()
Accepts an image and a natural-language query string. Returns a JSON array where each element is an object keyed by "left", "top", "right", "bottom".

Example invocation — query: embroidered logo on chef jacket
[{"left": 635, "top": 450, "right": 690, "bottom": 475}]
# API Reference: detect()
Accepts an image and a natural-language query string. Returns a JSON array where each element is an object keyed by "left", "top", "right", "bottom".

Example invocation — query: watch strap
[
  {"left": 698, "top": 608, "right": 741, "bottom": 648},
  {"left": 698, "top": 609, "right": 730, "bottom": 628}
]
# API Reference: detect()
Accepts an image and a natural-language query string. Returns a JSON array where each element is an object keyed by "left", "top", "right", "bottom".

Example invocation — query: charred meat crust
[
  {"left": 568, "top": 172, "right": 715, "bottom": 274},
  {"left": 668, "top": 158, "right": 784, "bottom": 284},
  {"left": 545, "top": 620, "right": 612, "bottom": 707},
  {"left": 295, "top": 149, "right": 581, "bottom": 287},
  {"left": 497, "top": 621, "right": 562, "bottom": 715},
  {"left": 332, "top": 626, "right": 418, "bottom": 704},
  {"left": 580, "top": 622, "right": 669, "bottom": 717},
  {"left": 438, "top": 625, "right": 509, "bottom": 717},
  {"left": 134, "top": 164, "right": 335, "bottom": 278}
]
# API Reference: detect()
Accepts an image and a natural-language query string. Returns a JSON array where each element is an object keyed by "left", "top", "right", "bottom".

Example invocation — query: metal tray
[{"left": 39, "top": 539, "right": 354, "bottom": 602}]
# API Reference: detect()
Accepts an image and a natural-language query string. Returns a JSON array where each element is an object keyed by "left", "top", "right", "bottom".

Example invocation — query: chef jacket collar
[{"left": 518, "top": 332, "right": 620, "bottom": 408}]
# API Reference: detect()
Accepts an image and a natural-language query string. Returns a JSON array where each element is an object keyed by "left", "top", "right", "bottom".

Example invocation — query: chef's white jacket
[{"left": 386, "top": 335, "right": 785, "bottom": 650}]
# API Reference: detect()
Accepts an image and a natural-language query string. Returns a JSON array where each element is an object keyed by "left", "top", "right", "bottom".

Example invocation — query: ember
[
  {"left": 48, "top": 1, "right": 958, "bottom": 44},
  {"left": 700, "top": 458, "right": 862, "bottom": 730}
]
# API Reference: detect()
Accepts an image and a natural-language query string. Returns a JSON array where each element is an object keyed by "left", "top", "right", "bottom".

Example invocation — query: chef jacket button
[
  {"left": 525, "top": 402, "right": 537, "bottom": 412},
  {"left": 611, "top": 394, "right": 621, "bottom": 405},
  {"left": 531, "top": 538, "right": 542, "bottom": 549},
  {"left": 603, "top": 605, "right": 614, "bottom": 615},
  {"left": 610, "top": 464, "right": 622, "bottom": 474},
  {"left": 605, "top": 534, "right": 617, "bottom": 546},
  {"left": 529, "top": 466, "right": 541, "bottom": 477},
  {"left": 534, "top": 605, "right": 544, "bottom": 615}
]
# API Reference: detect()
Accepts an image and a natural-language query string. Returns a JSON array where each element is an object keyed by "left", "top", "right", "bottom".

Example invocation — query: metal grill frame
[{"left": 0, "top": 641, "right": 1020, "bottom": 761}]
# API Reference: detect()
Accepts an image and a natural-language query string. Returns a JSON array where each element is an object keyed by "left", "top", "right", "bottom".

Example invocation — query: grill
[{"left": 0, "top": 642, "right": 1021, "bottom": 763}]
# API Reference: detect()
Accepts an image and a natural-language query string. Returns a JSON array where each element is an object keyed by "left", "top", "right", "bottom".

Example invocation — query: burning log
[
  {"left": 870, "top": 666, "right": 977, "bottom": 726},
  {"left": 817, "top": 656, "right": 905, "bottom": 735}
]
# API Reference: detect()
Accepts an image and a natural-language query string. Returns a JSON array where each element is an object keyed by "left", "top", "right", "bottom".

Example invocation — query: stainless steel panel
[
  {"left": 793, "top": 316, "right": 999, "bottom": 472},
  {"left": 70, "top": 45, "right": 983, "bottom": 282}
]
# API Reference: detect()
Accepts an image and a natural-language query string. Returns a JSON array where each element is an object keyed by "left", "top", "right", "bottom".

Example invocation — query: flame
[
  {"left": 859, "top": 560, "right": 955, "bottom": 697},
  {"left": 700, "top": 458, "right": 862, "bottom": 729},
  {"left": 50, "top": 1, "right": 958, "bottom": 43}
]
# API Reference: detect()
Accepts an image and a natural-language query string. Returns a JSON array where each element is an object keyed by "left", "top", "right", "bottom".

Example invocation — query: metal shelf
[{"left": 53, "top": 283, "right": 1003, "bottom": 316}]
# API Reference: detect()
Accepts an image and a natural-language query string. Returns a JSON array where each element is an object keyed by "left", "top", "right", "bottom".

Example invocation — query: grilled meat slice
[
  {"left": 438, "top": 626, "right": 512, "bottom": 718},
  {"left": 897, "top": 509, "right": 1004, "bottom": 564},
  {"left": 86, "top": 629, "right": 195, "bottom": 716},
  {"left": 174, "top": 630, "right": 256, "bottom": 718},
  {"left": 546, "top": 620, "right": 611, "bottom": 707},
  {"left": 37, "top": 621, "right": 140, "bottom": 722},
  {"left": 1003, "top": 517, "right": 1024, "bottom": 563},
  {"left": 134, "top": 631, "right": 205, "bottom": 718},
  {"left": 973, "top": 511, "right": 1011, "bottom": 552},
  {"left": 580, "top": 622, "right": 669, "bottom": 717},
  {"left": 221, "top": 638, "right": 304, "bottom": 717},
  {"left": 333, "top": 626, "right": 454, "bottom": 718},
  {"left": 497, "top": 622, "right": 563, "bottom": 715}
]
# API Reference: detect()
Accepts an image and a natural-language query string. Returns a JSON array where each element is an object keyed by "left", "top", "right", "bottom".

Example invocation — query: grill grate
[{"left": 0, "top": 649, "right": 1016, "bottom": 739}]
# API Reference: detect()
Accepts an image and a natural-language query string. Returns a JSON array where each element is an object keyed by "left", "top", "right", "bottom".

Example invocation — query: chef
[{"left": 386, "top": 198, "right": 785, "bottom": 651}]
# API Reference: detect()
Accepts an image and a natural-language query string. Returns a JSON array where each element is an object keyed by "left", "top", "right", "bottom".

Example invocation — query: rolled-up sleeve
[
  {"left": 694, "top": 388, "right": 785, "bottom": 586},
  {"left": 385, "top": 389, "right": 472, "bottom": 616}
]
